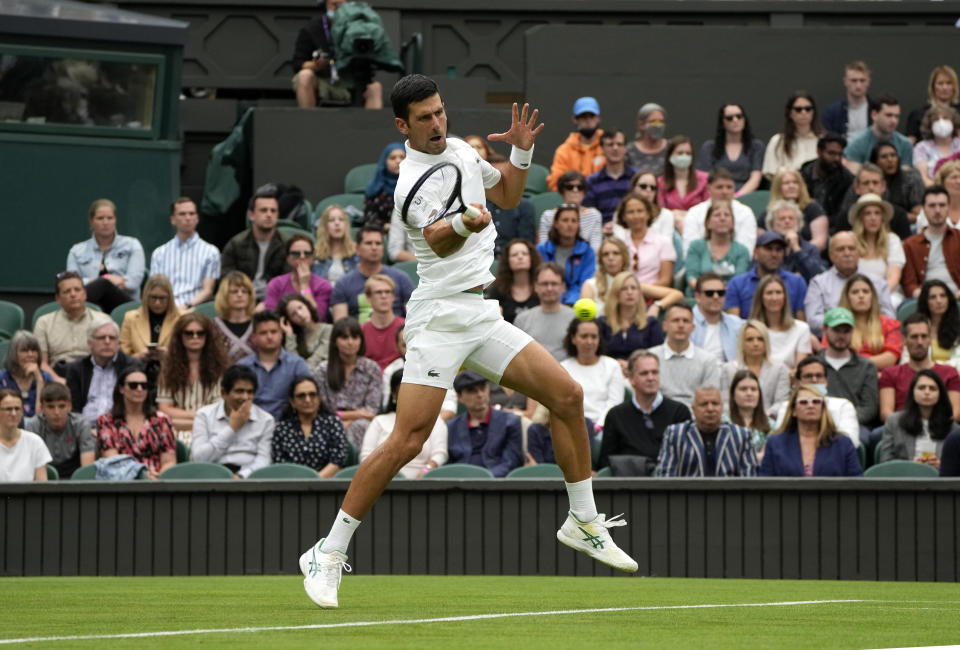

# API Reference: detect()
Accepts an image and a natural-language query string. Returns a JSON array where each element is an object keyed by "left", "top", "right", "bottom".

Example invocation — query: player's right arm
[{"left": 423, "top": 203, "right": 492, "bottom": 258}]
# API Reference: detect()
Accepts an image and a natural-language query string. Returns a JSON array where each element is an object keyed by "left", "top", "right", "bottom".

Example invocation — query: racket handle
[{"left": 463, "top": 205, "right": 482, "bottom": 220}]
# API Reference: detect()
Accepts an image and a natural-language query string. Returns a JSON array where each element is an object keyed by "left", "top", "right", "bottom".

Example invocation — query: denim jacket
[
  {"left": 66, "top": 234, "right": 145, "bottom": 300},
  {"left": 311, "top": 254, "right": 359, "bottom": 281},
  {"left": 690, "top": 306, "right": 743, "bottom": 363}
]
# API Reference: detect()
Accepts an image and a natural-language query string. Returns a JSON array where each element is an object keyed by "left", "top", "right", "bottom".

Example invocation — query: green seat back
[
  {"left": 247, "top": 463, "right": 319, "bottom": 479},
  {"left": 279, "top": 225, "right": 315, "bottom": 243},
  {"left": 110, "top": 301, "right": 141, "bottom": 328},
  {"left": 864, "top": 460, "right": 939, "bottom": 478},
  {"left": 896, "top": 299, "right": 917, "bottom": 323},
  {"left": 0, "top": 300, "right": 25, "bottom": 335},
  {"left": 528, "top": 191, "right": 563, "bottom": 234},
  {"left": 176, "top": 439, "right": 190, "bottom": 464},
  {"left": 46, "top": 464, "right": 59, "bottom": 480},
  {"left": 32, "top": 301, "right": 101, "bottom": 329},
  {"left": 523, "top": 163, "right": 550, "bottom": 197},
  {"left": 193, "top": 302, "right": 218, "bottom": 320},
  {"left": 394, "top": 260, "right": 419, "bottom": 289},
  {"left": 344, "top": 163, "right": 378, "bottom": 194},
  {"left": 345, "top": 441, "right": 358, "bottom": 467},
  {"left": 505, "top": 463, "right": 564, "bottom": 478},
  {"left": 314, "top": 194, "right": 365, "bottom": 226},
  {"left": 856, "top": 444, "right": 867, "bottom": 471},
  {"left": 738, "top": 190, "right": 770, "bottom": 217},
  {"left": 71, "top": 464, "right": 98, "bottom": 480},
  {"left": 595, "top": 466, "right": 613, "bottom": 478},
  {"left": 422, "top": 463, "right": 495, "bottom": 479},
  {"left": 334, "top": 464, "right": 359, "bottom": 479},
  {"left": 159, "top": 462, "right": 235, "bottom": 480}
]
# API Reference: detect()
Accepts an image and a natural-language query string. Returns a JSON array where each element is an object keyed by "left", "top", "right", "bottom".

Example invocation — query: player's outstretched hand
[
  {"left": 463, "top": 202, "right": 492, "bottom": 232},
  {"left": 487, "top": 103, "right": 543, "bottom": 151}
]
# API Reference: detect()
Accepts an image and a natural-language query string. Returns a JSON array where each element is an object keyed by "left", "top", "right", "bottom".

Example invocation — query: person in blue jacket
[
  {"left": 536, "top": 204, "right": 596, "bottom": 304},
  {"left": 760, "top": 383, "right": 863, "bottom": 477}
]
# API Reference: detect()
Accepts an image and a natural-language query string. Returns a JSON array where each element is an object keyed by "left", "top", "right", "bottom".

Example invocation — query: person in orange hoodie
[{"left": 547, "top": 96, "right": 606, "bottom": 191}]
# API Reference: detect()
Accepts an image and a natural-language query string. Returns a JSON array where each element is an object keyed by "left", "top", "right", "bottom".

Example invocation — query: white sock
[
  {"left": 322, "top": 509, "right": 361, "bottom": 554},
  {"left": 565, "top": 478, "right": 598, "bottom": 522}
]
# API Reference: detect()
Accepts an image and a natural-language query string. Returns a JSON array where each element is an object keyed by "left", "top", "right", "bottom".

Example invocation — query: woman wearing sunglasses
[
  {"left": 536, "top": 170, "right": 602, "bottom": 252},
  {"left": 762, "top": 91, "right": 824, "bottom": 178},
  {"left": 697, "top": 104, "right": 765, "bottom": 196},
  {"left": 263, "top": 234, "right": 332, "bottom": 318},
  {"left": 759, "top": 384, "right": 862, "bottom": 477},
  {"left": 272, "top": 375, "right": 348, "bottom": 477},
  {"left": 97, "top": 364, "right": 177, "bottom": 479}
]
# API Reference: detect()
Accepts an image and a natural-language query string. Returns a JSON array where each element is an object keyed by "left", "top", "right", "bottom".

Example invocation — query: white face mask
[
  {"left": 670, "top": 153, "right": 692, "bottom": 169},
  {"left": 932, "top": 118, "right": 954, "bottom": 139}
]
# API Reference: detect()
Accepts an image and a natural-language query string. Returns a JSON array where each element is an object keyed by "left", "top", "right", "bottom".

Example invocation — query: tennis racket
[{"left": 400, "top": 161, "right": 482, "bottom": 229}]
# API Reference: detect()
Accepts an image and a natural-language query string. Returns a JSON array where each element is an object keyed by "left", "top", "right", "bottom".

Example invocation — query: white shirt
[
  {"left": 360, "top": 412, "right": 448, "bottom": 478},
  {"left": 0, "top": 430, "right": 52, "bottom": 482},
  {"left": 767, "top": 321, "right": 812, "bottom": 368},
  {"left": 774, "top": 396, "right": 860, "bottom": 446},
  {"left": 393, "top": 138, "right": 502, "bottom": 299},
  {"left": 847, "top": 102, "right": 869, "bottom": 138},
  {"left": 560, "top": 355, "right": 625, "bottom": 424},
  {"left": 857, "top": 233, "right": 905, "bottom": 279},
  {"left": 824, "top": 352, "right": 851, "bottom": 371},
  {"left": 916, "top": 420, "right": 938, "bottom": 459},
  {"left": 700, "top": 321, "right": 724, "bottom": 362},
  {"left": 681, "top": 199, "right": 758, "bottom": 256},
  {"left": 191, "top": 400, "right": 275, "bottom": 478},
  {"left": 925, "top": 229, "right": 960, "bottom": 294}
]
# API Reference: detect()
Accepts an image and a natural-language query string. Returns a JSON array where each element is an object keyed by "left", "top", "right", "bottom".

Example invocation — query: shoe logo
[
  {"left": 427, "top": 369, "right": 440, "bottom": 377},
  {"left": 578, "top": 526, "right": 604, "bottom": 550},
  {"left": 308, "top": 550, "right": 321, "bottom": 578}
]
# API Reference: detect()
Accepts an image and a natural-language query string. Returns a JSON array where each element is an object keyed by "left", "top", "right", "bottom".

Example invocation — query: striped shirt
[
  {"left": 656, "top": 420, "right": 758, "bottom": 477},
  {"left": 150, "top": 233, "right": 221, "bottom": 306},
  {"left": 583, "top": 165, "right": 636, "bottom": 222}
]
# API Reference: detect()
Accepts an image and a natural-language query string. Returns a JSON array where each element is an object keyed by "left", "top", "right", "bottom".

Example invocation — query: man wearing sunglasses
[
  {"left": 689, "top": 273, "right": 743, "bottom": 363},
  {"left": 64, "top": 320, "right": 136, "bottom": 426}
]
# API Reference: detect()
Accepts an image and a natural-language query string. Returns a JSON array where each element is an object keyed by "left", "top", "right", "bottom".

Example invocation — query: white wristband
[
  {"left": 450, "top": 214, "right": 471, "bottom": 238},
  {"left": 510, "top": 144, "right": 534, "bottom": 169}
]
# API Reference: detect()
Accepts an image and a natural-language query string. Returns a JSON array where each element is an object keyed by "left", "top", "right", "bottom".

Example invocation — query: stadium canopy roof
[{"left": 0, "top": 0, "right": 187, "bottom": 45}]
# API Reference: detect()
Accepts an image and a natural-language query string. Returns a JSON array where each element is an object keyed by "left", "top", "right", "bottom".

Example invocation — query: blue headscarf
[{"left": 365, "top": 142, "right": 404, "bottom": 198}]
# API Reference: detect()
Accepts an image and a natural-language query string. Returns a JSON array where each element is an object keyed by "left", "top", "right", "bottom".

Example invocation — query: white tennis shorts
[{"left": 402, "top": 292, "right": 533, "bottom": 389}]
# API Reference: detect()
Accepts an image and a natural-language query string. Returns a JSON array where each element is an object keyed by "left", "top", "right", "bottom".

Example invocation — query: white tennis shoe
[
  {"left": 556, "top": 512, "right": 639, "bottom": 573},
  {"left": 301, "top": 539, "right": 351, "bottom": 608}
]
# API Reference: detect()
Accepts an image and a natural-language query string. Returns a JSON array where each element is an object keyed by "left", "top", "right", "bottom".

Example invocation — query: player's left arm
[{"left": 485, "top": 103, "right": 544, "bottom": 210}]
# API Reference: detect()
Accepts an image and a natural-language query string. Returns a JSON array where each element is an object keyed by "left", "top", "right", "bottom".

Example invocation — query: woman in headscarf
[{"left": 363, "top": 142, "right": 405, "bottom": 231}]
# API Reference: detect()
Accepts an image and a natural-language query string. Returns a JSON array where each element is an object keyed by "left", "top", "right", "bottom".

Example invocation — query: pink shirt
[
  {"left": 623, "top": 228, "right": 676, "bottom": 284},
  {"left": 263, "top": 273, "right": 333, "bottom": 318},
  {"left": 658, "top": 170, "right": 710, "bottom": 211}
]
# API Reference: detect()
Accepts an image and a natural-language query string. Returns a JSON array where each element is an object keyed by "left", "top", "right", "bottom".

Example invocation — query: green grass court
[{"left": 1, "top": 576, "right": 958, "bottom": 648}]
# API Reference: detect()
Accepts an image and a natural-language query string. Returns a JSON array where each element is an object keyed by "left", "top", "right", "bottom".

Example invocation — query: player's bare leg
[{"left": 500, "top": 340, "right": 638, "bottom": 572}]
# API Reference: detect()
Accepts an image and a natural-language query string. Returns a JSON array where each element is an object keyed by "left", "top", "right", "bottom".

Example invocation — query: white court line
[{"left": 0, "top": 599, "right": 862, "bottom": 645}]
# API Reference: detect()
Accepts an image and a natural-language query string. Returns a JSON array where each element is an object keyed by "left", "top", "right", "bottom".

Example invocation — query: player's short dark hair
[
  {"left": 252, "top": 310, "right": 281, "bottom": 332},
  {"left": 924, "top": 184, "right": 950, "bottom": 204},
  {"left": 222, "top": 364, "right": 258, "bottom": 392},
  {"left": 391, "top": 74, "right": 442, "bottom": 121},
  {"left": 817, "top": 132, "right": 847, "bottom": 150},
  {"left": 795, "top": 356, "right": 826, "bottom": 380}
]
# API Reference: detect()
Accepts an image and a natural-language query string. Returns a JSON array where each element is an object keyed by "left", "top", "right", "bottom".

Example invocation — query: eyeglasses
[
  {"left": 562, "top": 184, "right": 584, "bottom": 191},
  {"left": 634, "top": 183, "right": 657, "bottom": 191},
  {"left": 125, "top": 381, "right": 149, "bottom": 390},
  {"left": 723, "top": 113, "right": 744, "bottom": 121},
  {"left": 792, "top": 105, "right": 814, "bottom": 113},
  {"left": 294, "top": 391, "right": 319, "bottom": 400},
  {"left": 701, "top": 289, "right": 726, "bottom": 298},
  {"left": 288, "top": 250, "right": 312, "bottom": 258},
  {"left": 183, "top": 330, "right": 206, "bottom": 338},
  {"left": 796, "top": 398, "right": 823, "bottom": 406}
]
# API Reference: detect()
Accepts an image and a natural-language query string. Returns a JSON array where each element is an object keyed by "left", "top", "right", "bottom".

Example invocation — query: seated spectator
[
  {"left": 278, "top": 294, "right": 332, "bottom": 373},
  {"left": 237, "top": 311, "right": 311, "bottom": 421},
  {"left": 523, "top": 413, "right": 565, "bottom": 466},
  {"left": 843, "top": 95, "right": 913, "bottom": 174},
  {"left": 684, "top": 199, "right": 751, "bottom": 294},
  {"left": 650, "top": 304, "right": 720, "bottom": 407},
  {"left": 547, "top": 96, "right": 604, "bottom": 192},
  {"left": 157, "top": 313, "right": 228, "bottom": 440},
  {"left": 464, "top": 134, "right": 505, "bottom": 164},
  {"left": 514, "top": 263, "right": 576, "bottom": 361},
  {"left": 626, "top": 103, "right": 668, "bottom": 176},
  {"left": 914, "top": 108, "right": 960, "bottom": 185},
  {"left": 596, "top": 272, "right": 666, "bottom": 366},
  {"left": 66, "top": 321, "right": 135, "bottom": 426},
  {"left": 616, "top": 194, "right": 674, "bottom": 288},
  {"left": 917, "top": 279, "right": 960, "bottom": 367},
  {"left": 849, "top": 194, "right": 904, "bottom": 305},
  {"left": 657, "top": 386, "right": 758, "bottom": 477},
  {"left": 35, "top": 271, "right": 112, "bottom": 381},
  {"left": 623, "top": 169, "right": 678, "bottom": 242},
  {"left": 778, "top": 358, "right": 861, "bottom": 445},
  {"left": 724, "top": 232, "right": 807, "bottom": 319},
  {"left": 879, "top": 313, "right": 960, "bottom": 422},
  {"left": 149, "top": 197, "right": 220, "bottom": 309},
  {"left": 272, "top": 375, "right": 348, "bottom": 477},
  {"left": 697, "top": 103, "right": 765, "bottom": 195},
  {"left": 599, "top": 350, "right": 691, "bottom": 474},
  {"left": 805, "top": 231, "right": 895, "bottom": 336},
  {"left": 658, "top": 135, "right": 709, "bottom": 217},
  {"left": 0, "top": 389, "right": 51, "bottom": 481},
  {"left": 537, "top": 171, "right": 602, "bottom": 251},
  {"left": 315, "top": 317, "right": 381, "bottom": 448},
  {"left": 25, "top": 383, "right": 94, "bottom": 478},
  {"left": 584, "top": 128, "right": 637, "bottom": 227},
  {"left": 921, "top": 161, "right": 960, "bottom": 229},
  {"left": 822, "top": 60, "right": 872, "bottom": 139},
  {"left": 0, "top": 331, "right": 52, "bottom": 422},
  {"left": 329, "top": 226, "right": 413, "bottom": 323},
  {"left": 749, "top": 275, "right": 811, "bottom": 369},
  {"left": 904, "top": 186, "right": 960, "bottom": 300},
  {"left": 484, "top": 239, "right": 542, "bottom": 324},
  {"left": 363, "top": 143, "right": 404, "bottom": 231},
  {"left": 762, "top": 92, "right": 823, "bottom": 177},
  {"left": 906, "top": 65, "right": 960, "bottom": 142},
  {"left": 66, "top": 198, "right": 145, "bottom": 312},
  {"left": 263, "top": 235, "right": 333, "bottom": 318},
  {"left": 719, "top": 319, "right": 791, "bottom": 414},
  {"left": 192, "top": 365, "right": 274, "bottom": 478},
  {"left": 725, "top": 369, "right": 773, "bottom": 457},
  {"left": 560, "top": 318, "right": 624, "bottom": 425},
  {"left": 212, "top": 271, "right": 257, "bottom": 364},
  {"left": 941, "top": 428, "right": 960, "bottom": 475},
  {"left": 764, "top": 200, "right": 823, "bottom": 281},
  {"left": 362, "top": 368, "right": 448, "bottom": 478},
  {"left": 766, "top": 169, "right": 829, "bottom": 251},
  {"left": 834, "top": 273, "right": 901, "bottom": 371},
  {"left": 800, "top": 133, "right": 854, "bottom": 226},
  {"left": 869, "top": 142, "right": 924, "bottom": 218},
  {"left": 690, "top": 273, "right": 744, "bottom": 364},
  {"left": 119, "top": 275, "right": 181, "bottom": 386},
  {"left": 879, "top": 369, "right": 959, "bottom": 470},
  {"left": 815, "top": 307, "right": 879, "bottom": 427},
  {"left": 220, "top": 188, "right": 288, "bottom": 302},
  {"left": 682, "top": 168, "right": 758, "bottom": 257},
  {"left": 446, "top": 370, "right": 522, "bottom": 477},
  {"left": 760, "top": 384, "right": 862, "bottom": 477},
  {"left": 835, "top": 163, "right": 912, "bottom": 240},
  {"left": 536, "top": 204, "right": 596, "bottom": 304},
  {"left": 580, "top": 238, "right": 625, "bottom": 315},
  {"left": 311, "top": 205, "right": 358, "bottom": 284},
  {"left": 97, "top": 364, "right": 177, "bottom": 480},
  {"left": 360, "top": 274, "right": 404, "bottom": 370}
]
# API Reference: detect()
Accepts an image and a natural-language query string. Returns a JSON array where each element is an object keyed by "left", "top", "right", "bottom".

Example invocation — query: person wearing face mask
[
  {"left": 814, "top": 307, "right": 879, "bottom": 428},
  {"left": 625, "top": 103, "right": 668, "bottom": 176},
  {"left": 913, "top": 107, "right": 960, "bottom": 186},
  {"left": 906, "top": 65, "right": 960, "bottom": 144},
  {"left": 658, "top": 135, "right": 709, "bottom": 217},
  {"left": 546, "top": 96, "right": 605, "bottom": 192},
  {"left": 773, "top": 358, "right": 861, "bottom": 446}
]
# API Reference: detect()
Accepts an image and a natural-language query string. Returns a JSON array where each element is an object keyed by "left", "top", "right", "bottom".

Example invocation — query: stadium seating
[
  {"left": 46, "top": 465, "right": 59, "bottom": 480},
  {"left": 344, "top": 163, "right": 378, "bottom": 194},
  {"left": 0, "top": 300, "right": 25, "bottom": 338},
  {"left": 856, "top": 444, "right": 866, "bottom": 471},
  {"left": 738, "top": 190, "right": 770, "bottom": 217},
  {"left": 70, "top": 464, "right": 147, "bottom": 480},
  {"left": 423, "top": 464, "right": 495, "bottom": 479},
  {"left": 333, "top": 464, "right": 359, "bottom": 478},
  {"left": 394, "top": 260, "right": 419, "bottom": 288},
  {"left": 863, "top": 460, "right": 939, "bottom": 478},
  {"left": 523, "top": 163, "right": 550, "bottom": 197},
  {"left": 31, "top": 301, "right": 101, "bottom": 329},
  {"left": 176, "top": 439, "right": 190, "bottom": 464},
  {"left": 314, "top": 193, "right": 365, "bottom": 225},
  {"left": 110, "top": 301, "right": 140, "bottom": 327},
  {"left": 896, "top": 299, "right": 917, "bottom": 323},
  {"left": 247, "top": 463, "right": 319, "bottom": 479},
  {"left": 505, "top": 463, "right": 564, "bottom": 478},
  {"left": 159, "top": 462, "right": 234, "bottom": 479},
  {"left": 194, "top": 302, "right": 218, "bottom": 320},
  {"left": 528, "top": 191, "right": 562, "bottom": 233},
  {"left": 594, "top": 467, "right": 613, "bottom": 478}
]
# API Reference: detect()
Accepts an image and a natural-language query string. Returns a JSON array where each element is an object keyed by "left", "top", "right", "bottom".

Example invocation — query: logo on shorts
[{"left": 427, "top": 369, "right": 440, "bottom": 377}]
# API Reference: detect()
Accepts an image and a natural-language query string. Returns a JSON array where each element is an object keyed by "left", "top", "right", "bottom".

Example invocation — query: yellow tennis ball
[{"left": 573, "top": 298, "right": 597, "bottom": 321}]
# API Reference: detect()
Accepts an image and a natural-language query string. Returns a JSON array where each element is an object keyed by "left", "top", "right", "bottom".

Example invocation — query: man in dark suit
[
  {"left": 65, "top": 320, "right": 136, "bottom": 426},
  {"left": 445, "top": 370, "right": 522, "bottom": 477}
]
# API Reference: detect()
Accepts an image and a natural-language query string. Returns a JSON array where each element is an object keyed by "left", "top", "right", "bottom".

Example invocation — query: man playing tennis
[{"left": 302, "top": 74, "right": 638, "bottom": 608}]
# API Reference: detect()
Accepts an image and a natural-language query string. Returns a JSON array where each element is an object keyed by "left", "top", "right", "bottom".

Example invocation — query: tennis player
[{"left": 302, "top": 74, "right": 637, "bottom": 608}]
